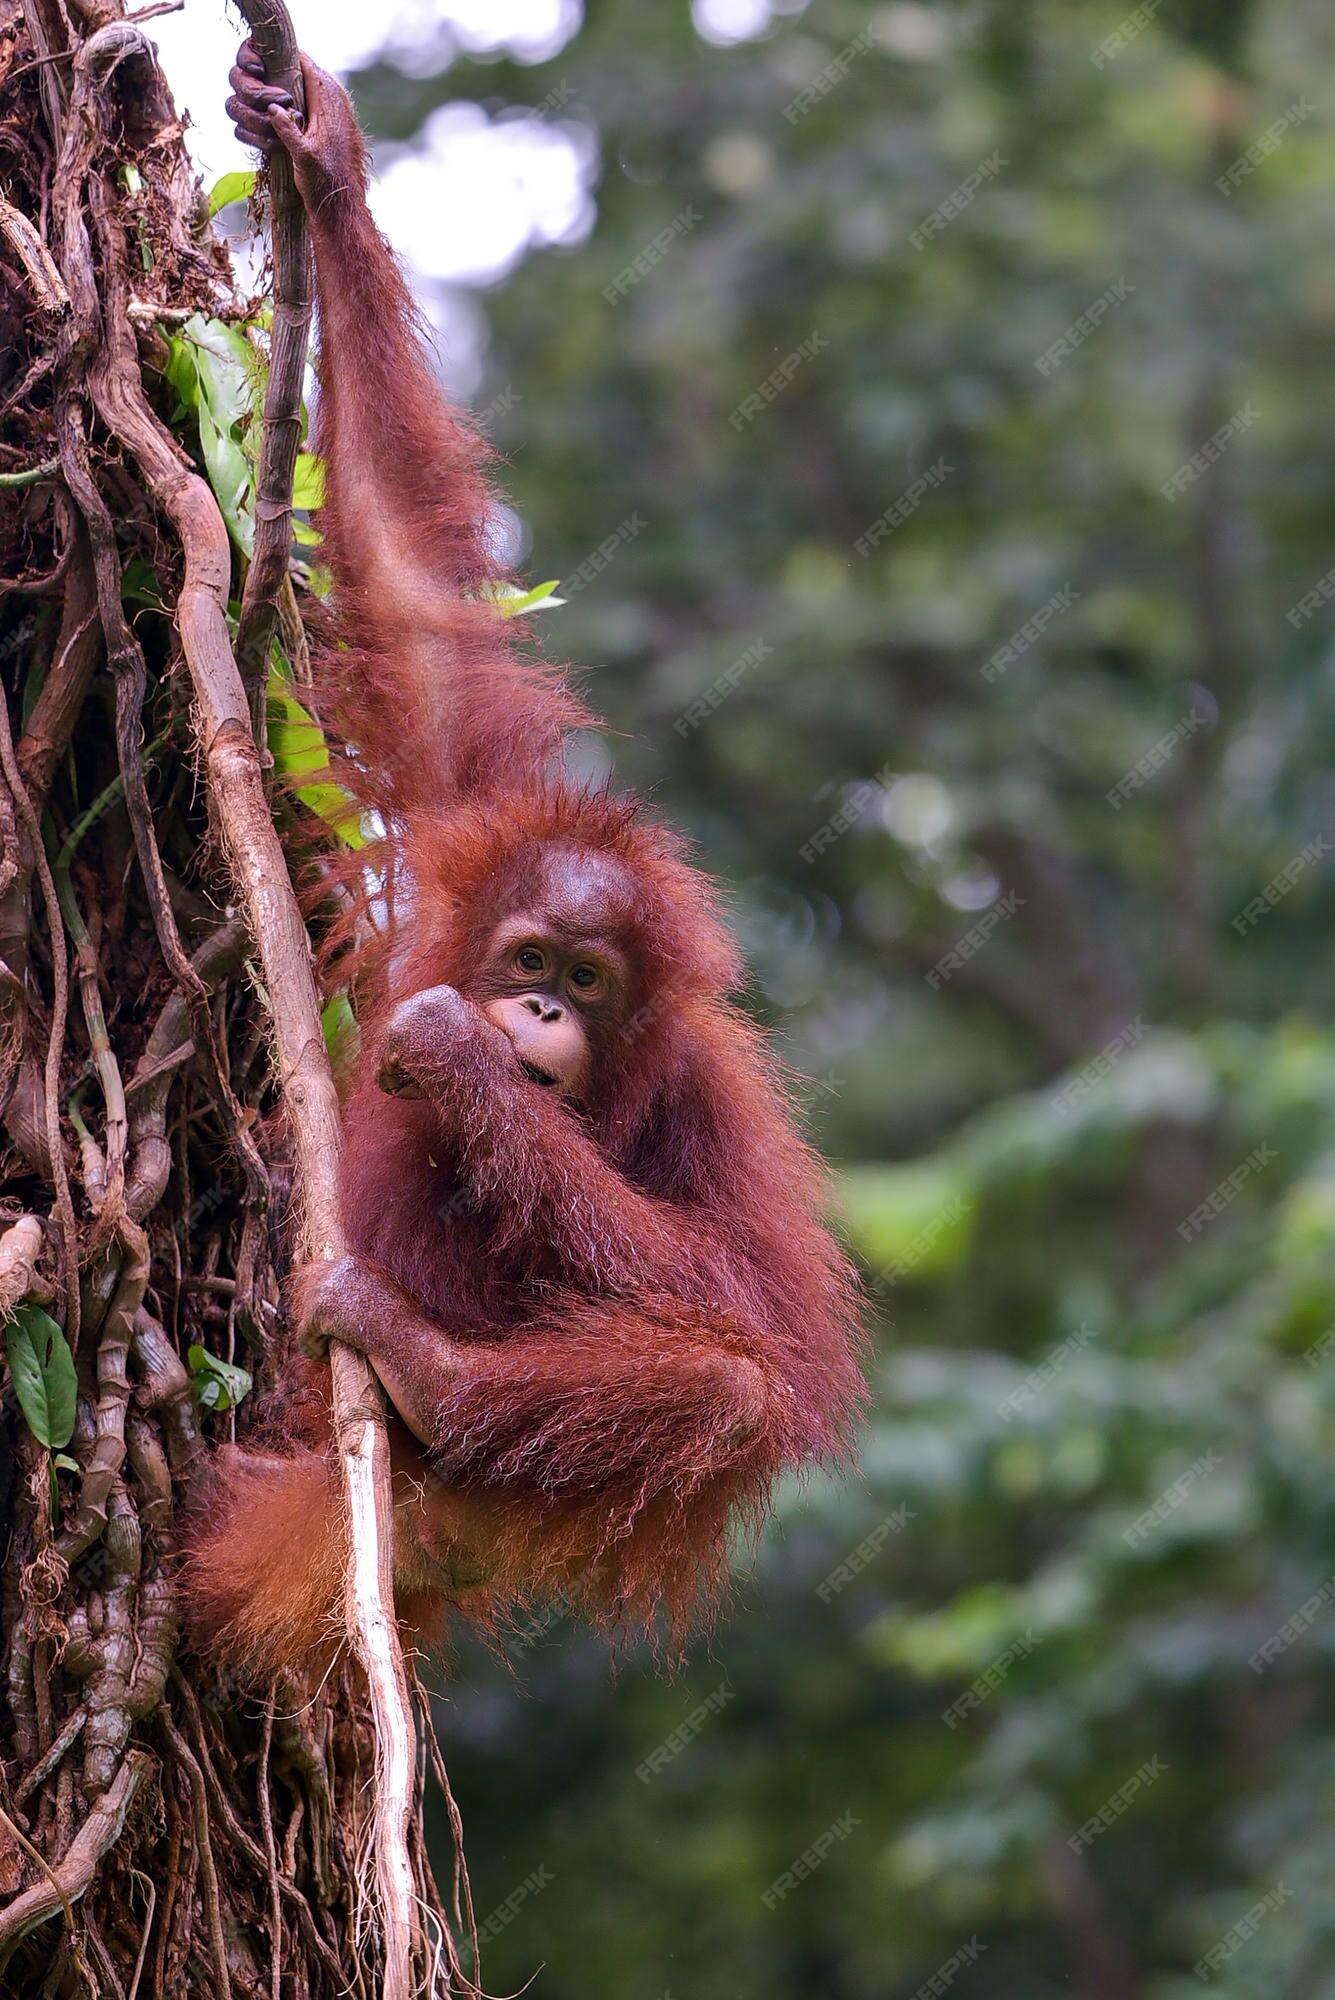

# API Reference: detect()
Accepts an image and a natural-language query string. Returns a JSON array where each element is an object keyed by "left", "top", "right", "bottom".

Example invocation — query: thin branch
[
  {"left": 233, "top": 0, "right": 315, "bottom": 700},
  {"left": 0, "top": 195, "right": 70, "bottom": 318},
  {"left": 0, "top": 456, "right": 60, "bottom": 488},
  {"left": 14, "top": 1704, "right": 86, "bottom": 1807}
]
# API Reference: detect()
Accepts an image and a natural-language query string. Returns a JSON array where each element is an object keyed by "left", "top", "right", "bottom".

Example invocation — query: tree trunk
[{"left": 0, "top": 5, "right": 460, "bottom": 1992}]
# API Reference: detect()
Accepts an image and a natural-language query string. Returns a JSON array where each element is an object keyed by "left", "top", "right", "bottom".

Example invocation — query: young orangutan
[{"left": 185, "top": 43, "right": 866, "bottom": 1674}]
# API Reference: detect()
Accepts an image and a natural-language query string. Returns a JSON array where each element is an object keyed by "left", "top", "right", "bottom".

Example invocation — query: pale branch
[
  {"left": 0, "top": 195, "right": 70, "bottom": 319},
  {"left": 233, "top": 0, "right": 315, "bottom": 700}
]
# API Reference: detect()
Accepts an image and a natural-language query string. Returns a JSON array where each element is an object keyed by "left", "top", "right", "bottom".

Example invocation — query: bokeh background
[{"left": 166, "top": 0, "right": 1335, "bottom": 1992}]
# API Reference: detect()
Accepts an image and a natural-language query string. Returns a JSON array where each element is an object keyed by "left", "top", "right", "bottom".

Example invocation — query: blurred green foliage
[{"left": 349, "top": 0, "right": 1335, "bottom": 1992}]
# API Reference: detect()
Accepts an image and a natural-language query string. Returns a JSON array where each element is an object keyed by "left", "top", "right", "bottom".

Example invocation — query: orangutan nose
[{"left": 520, "top": 994, "right": 564, "bottom": 1023}]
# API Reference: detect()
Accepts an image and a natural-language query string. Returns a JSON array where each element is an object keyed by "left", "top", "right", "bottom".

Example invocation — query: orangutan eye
[
  {"left": 569, "top": 963, "right": 602, "bottom": 995},
  {"left": 514, "top": 947, "right": 546, "bottom": 977}
]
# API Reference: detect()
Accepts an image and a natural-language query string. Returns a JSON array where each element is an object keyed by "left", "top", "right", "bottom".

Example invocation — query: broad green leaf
[
  {"left": 164, "top": 316, "right": 262, "bottom": 553},
  {"left": 322, "top": 991, "right": 360, "bottom": 1074},
  {"left": 268, "top": 667, "right": 367, "bottom": 848},
  {"left": 161, "top": 331, "right": 200, "bottom": 421},
  {"left": 196, "top": 395, "right": 255, "bottom": 555},
  {"left": 6, "top": 1304, "right": 77, "bottom": 1450},
  {"left": 292, "top": 452, "right": 325, "bottom": 511},
  {"left": 188, "top": 1343, "right": 252, "bottom": 1415},
  {"left": 186, "top": 314, "right": 259, "bottom": 433},
  {"left": 209, "top": 170, "right": 256, "bottom": 217}
]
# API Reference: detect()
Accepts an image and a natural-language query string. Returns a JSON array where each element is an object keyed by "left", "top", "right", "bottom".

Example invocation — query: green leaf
[
  {"left": 482, "top": 580, "right": 566, "bottom": 619},
  {"left": 161, "top": 331, "right": 200, "bottom": 421},
  {"left": 292, "top": 451, "right": 325, "bottom": 511},
  {"left": 163, "top": 316, "right": 262, "bottom": 553},
  {"left": 322, "top": 991, "right": 360, "bottom": 1074},
  {"left": 121, "top": 557, "right": 164, "bottom": 607},
  {"left": 209, "top": 170, "right": 256, "bottom": 217},
  {"left": 188, "top": 1343, "right": 252, "bottom": 1415},
  {"left": 268, "top": 664, "right": 367, "bottom": 848},
  {"left": 196, "top": 395, "right": 255, "bottom": 555},
  {"left": 6, "top": 1304, "right": 77, "bottom": 1450},
  {"left": 52, "top": 1452, "right": 79, "bottom": 1475}
]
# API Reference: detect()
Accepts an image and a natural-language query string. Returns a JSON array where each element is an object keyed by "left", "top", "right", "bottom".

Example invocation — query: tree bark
[{"left": 0, "top": 4, "right": 461, "bottom": 1992}]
